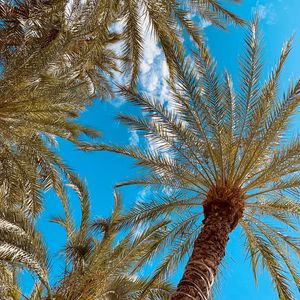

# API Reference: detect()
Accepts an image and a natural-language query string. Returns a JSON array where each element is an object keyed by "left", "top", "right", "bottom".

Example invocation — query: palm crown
[
  {"left": 52, "top": 185, "right": 173, "bottom": 300},
  {"left": 100, "top": 20, "right": 300, "bottom": 299}
]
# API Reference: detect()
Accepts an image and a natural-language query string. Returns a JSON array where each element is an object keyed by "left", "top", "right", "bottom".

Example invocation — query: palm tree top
[
  {"left": 106, "top": 18, "right": 299, "bottom": 201},
  {"left": 51, "top": 182, "right": 173, "bottom": 300},
  {"left": 96, "top": 19, "right": 300, "bottom": 299}
]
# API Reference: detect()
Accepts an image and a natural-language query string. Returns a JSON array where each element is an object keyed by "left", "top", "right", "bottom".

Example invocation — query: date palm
[
  {"left": 0, "top": 0, "right": 244, "bottom": 216},
  {"left": 0, "top": 125, "right": 98, "bottom": 295},
  {"left": 0, "top": 0, "right": 244, "bottom": 184},
  {"left": 0, "top": 0, "right": 244, "bottom": 267},
  {"left": 51, "top": 178, "right": 173, "bottom": 300},
  {"left": 98, "top": 20, "right": 300, "bottom": 299},
  {"left": 0, "top": 72, "right": 100, "bottom": 218},
  {"left": 0, "top": 0, "right": 103, "bottom": 211}
]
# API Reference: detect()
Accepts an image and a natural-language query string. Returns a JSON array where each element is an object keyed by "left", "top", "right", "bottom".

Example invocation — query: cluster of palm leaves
[
  {"left": 101, "top": 21, "right": 300, "bottom": 298},
  {"left": 52, "top": 185, "right": 173, "bottom": 300},
  {"left": 0, "top": 0, "right": 299, "bottom": 299}
]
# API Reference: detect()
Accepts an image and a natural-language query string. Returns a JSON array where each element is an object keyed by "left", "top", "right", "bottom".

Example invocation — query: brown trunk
[{"left": 170, "top": 184, "right": 244, "bottom": 300}]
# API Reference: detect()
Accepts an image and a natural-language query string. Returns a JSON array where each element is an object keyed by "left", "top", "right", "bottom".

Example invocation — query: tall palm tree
[
  {"left": 0, "top": 0, "right": 244, "bottom": 205},
  {"left": 98, "top": 19, "right": 300, "bottom": 299},
  {"left": 51, "top": 179, "right": 173, "bottom": 300}
]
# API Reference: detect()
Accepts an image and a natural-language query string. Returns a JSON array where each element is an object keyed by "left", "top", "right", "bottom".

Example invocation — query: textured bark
[{"left": 170, "top": 185, "right": 245, "bottom": 300}]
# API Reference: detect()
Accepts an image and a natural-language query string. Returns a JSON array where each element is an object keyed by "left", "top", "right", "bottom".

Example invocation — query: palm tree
[
  {"left": 98, "top": 19, "right": 300, "bottom": 299},
  {"left": 0, "top": 0, "right": 244, "bottom": 212},
  {"left": 0, "top": 84, "right": 101, "bottom": 294},
  {"left": 0, "top": 1, "right": 114, "bottom": 289},
  {"left": 51, "top": 178, "right": 173, "bottom": 300},
  {"left": 0, "top": 175, "right": 173, "bottom": 299},
  {"left": 0, "top": 0, "right": 104, "bottom": 212},
  {"left": 0, "top": 64, "right": 100, "bottom": 217},
  {"left": 0, "top": 0, "right": 244, "bottom": 202}
]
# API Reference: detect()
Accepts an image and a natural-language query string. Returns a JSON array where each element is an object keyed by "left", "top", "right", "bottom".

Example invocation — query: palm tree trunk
[{"left": 170, "top": 187, "right": 244, "bottom": 300}]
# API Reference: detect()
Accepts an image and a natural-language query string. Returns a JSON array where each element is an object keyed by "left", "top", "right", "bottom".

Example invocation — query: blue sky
[{"left": 22, "top": 0, "right": 300, "bottom": 298}]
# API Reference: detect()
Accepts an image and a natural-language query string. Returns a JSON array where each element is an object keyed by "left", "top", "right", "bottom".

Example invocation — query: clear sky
[{"left": 24, "top": 0, "right": 300, "bottom": 299}]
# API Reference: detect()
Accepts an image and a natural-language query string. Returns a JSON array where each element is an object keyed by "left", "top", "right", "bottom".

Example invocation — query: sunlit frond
[
  {"left": 0, "top": 201, "right": 51, "bottom": 297},
  {"left": 98, "top": 19, "right": 300, "bottom": 299},
  {"left": 52, "top": 188, "right": 173, "bottom": 299}
]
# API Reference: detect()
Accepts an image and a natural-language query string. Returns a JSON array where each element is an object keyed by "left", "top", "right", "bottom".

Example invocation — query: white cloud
[
  {"left": 139, "top": 10, "right": 166, "bottom": 96},
  {"left": 110, "top": 98, "right": 126, "bottom": 108},
  {"left": 144, "top": 71, "right": 159, "bottom": 92},
  {"left": 140, "top": 61, "right": 151, "bottom": 74},
  {"left": 110, "top": 18, "right": 125, "bottom": 33},
  {"left": 201, "top": 19, "right": 212, "bottom": 29},
  {"left": 252, "top": 2, "right": 277, "bottom": 25},
  {"left": 162, "top": 60, "right": 170, "bottom": 78},
  {"left": 137, "top": 2, "right": 173, "bottom": 104},
  {"left": 142, "top": 35, "right": 161, "bottom": 68},
  {"left": 161, "top": 79, "right": 170, "bottom": 103},
  {"left": 129, "top": 130, "right": 139, "bottom": 146},
  {"left": 253, "top": 4, "right": 268, "bottom": 19},
  {"left": 140, "top": 47, "right": 170, "bottom": 103}
]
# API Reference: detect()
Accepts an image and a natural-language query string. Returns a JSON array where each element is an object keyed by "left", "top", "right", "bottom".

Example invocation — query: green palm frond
[
  {"left": 240, "top": 218, "right": 299, "bottom": 300},
  {"left": 28, "top": 282, "right": 45, "bottom": 300},
  {"left": 0, "top": 262, "right": 21, "bottom": 300},
  {"left": 188, "top": 0, "right": 245, "bottom": 28}
]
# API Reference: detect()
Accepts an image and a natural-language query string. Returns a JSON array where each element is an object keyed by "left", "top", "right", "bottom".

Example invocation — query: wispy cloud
[
  {"left": 108, "top": 6, "right": 170, "bottom": 107},
  {"left": 252, "top": 1, "right": 277, "bottom": 25},
  {"left": 201, "top": 19, "right": 212, "bottom": 29},
  {"left": 129, "top": 130, "right": 139, "bottom": 146},
  {"left": 110, "top": 98, "right": 126, "bottom": 108}
]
